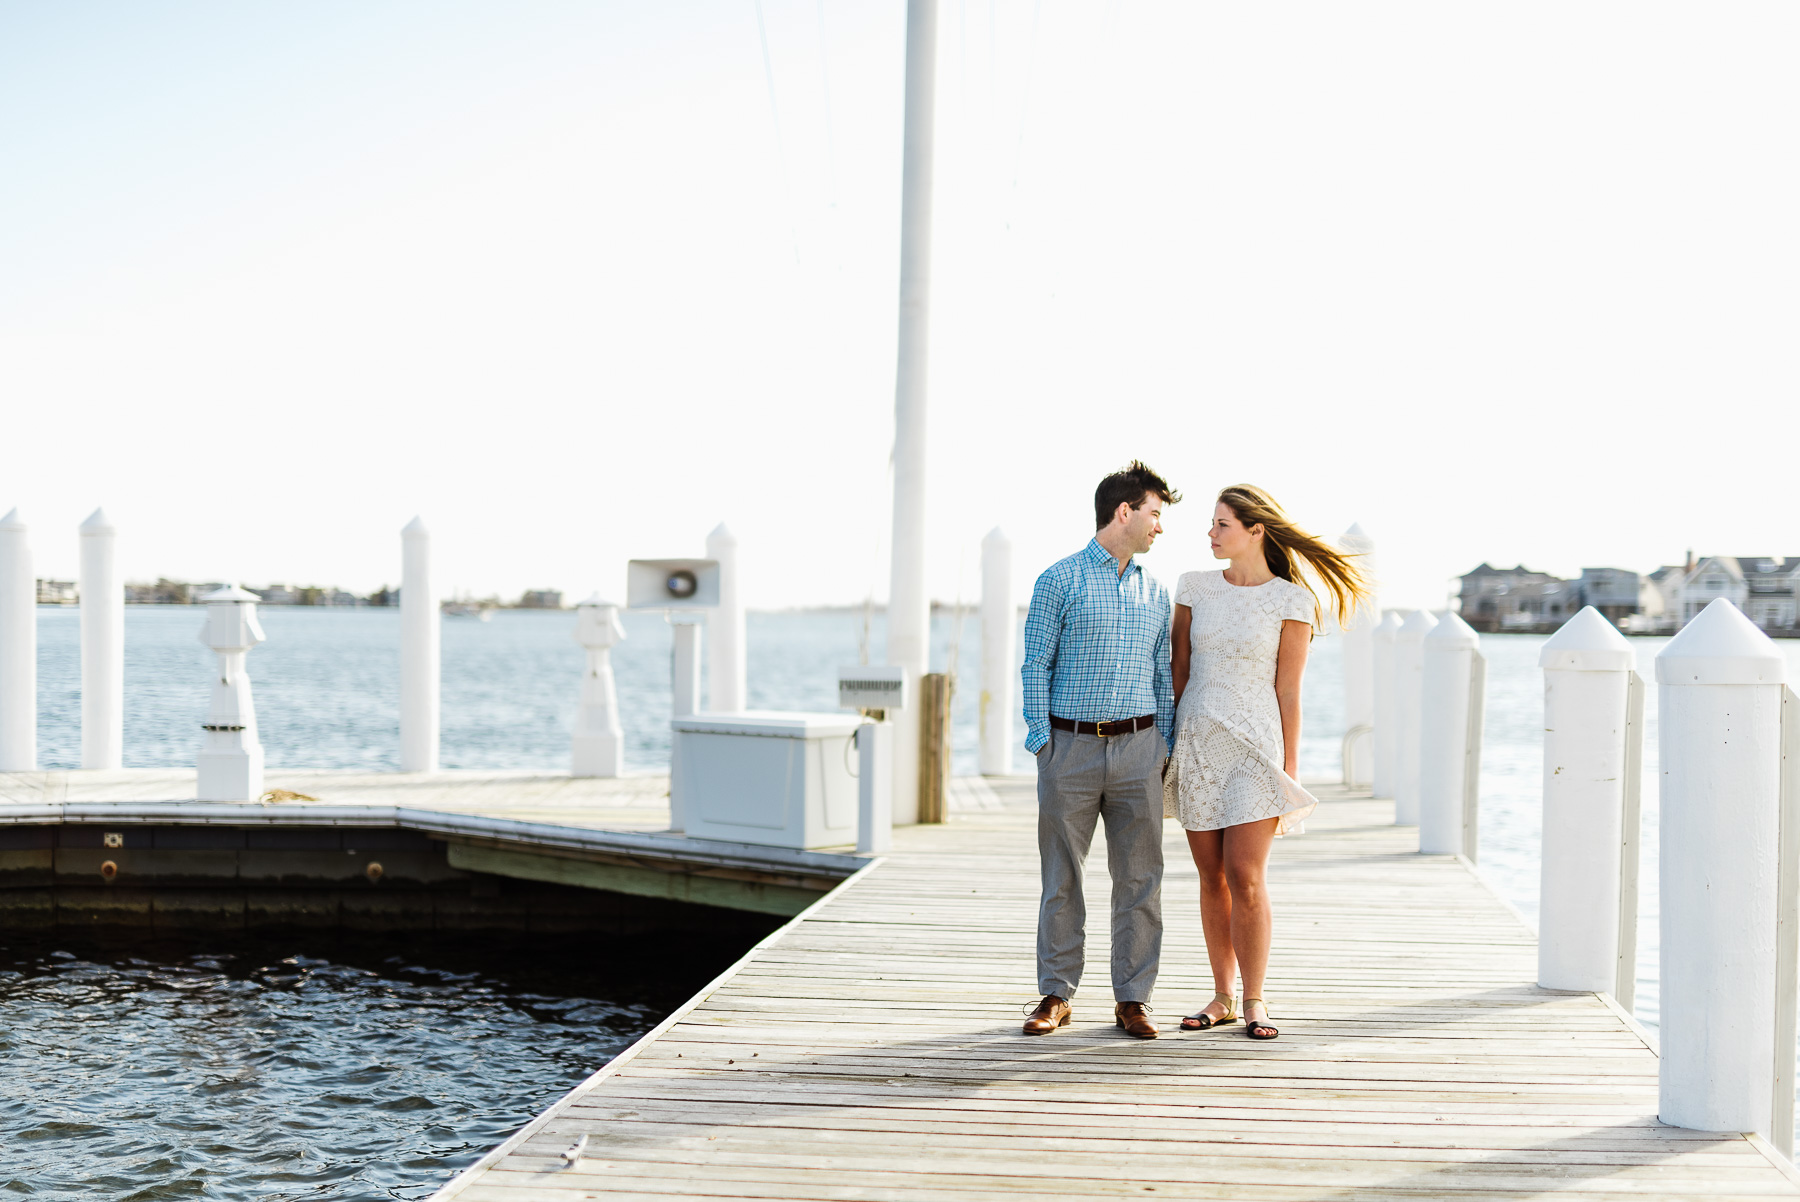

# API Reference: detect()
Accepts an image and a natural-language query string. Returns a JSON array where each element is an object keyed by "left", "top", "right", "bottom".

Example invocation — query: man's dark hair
[{"left": 1094, "top": 461, "right": 1180, "bottom": 530}]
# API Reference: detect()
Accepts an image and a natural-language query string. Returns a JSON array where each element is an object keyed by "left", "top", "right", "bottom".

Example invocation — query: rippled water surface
[{"left": 0, "top": 931, "right": 743, "bottom": 1200}]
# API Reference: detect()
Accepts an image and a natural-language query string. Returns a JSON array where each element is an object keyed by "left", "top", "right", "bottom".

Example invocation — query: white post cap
[
  {"left": 1398, "top": 609, "right": 1438, "bottom": 640},
  {"left": 1424, "top": 610, "right": 1480, "bottom": 650},
  {"left": 576, "top": 592, "right": 621, "bottom": 609},
  {"left": 707, "top": 521, "right": 737, "bottom": 545},
  {"left": 1340, "top": 522, "right": 1374, "bottom": 552},
  {"left": 1375, "top": 610, "right": 1405, "bottom": 638},
  {"left": 1655, "top": 597, "right": 1786, "bottom": 686},
  {"left": 80, "top": 507, "right": 114, "bottom": 535},
  {"left": 0, "top": 508, "right": 22, "bottom": 532},
  {"left": 402, "top": 515, "right": 429, "bottom": 539},
  {"left": 1539, "top": 606, "right": 1633, "bottom": 671},
  {"left": 983, "top": 526, "right": 1009, "bottom": 545},
  {"left": 200, "top": 584, "right": 261, "bottom": 604}
]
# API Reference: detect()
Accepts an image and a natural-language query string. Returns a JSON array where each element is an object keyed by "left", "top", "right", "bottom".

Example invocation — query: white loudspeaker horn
[{"left": 627, "top": 559, "right": 721, "bottom": 609}]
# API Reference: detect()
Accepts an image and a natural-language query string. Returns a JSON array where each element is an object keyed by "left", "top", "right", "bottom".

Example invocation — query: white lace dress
[{"left": 1165, "top": 570, "right": 1318, "bottom": 834}]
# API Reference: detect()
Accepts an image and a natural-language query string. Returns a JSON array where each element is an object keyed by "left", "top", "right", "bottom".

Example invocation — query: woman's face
[{"left": 1209, "top": 502, "right": 1261, "bottom": 560}]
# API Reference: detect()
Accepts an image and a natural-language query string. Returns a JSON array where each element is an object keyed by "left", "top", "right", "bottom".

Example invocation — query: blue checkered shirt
[{"left": 1021, "top": 538, "right": 1174, "bottom": 754}]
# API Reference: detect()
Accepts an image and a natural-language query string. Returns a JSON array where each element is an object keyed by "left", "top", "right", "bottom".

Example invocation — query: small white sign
[{"left": 838, "top": 665, "right": 907, "bottom": 711}]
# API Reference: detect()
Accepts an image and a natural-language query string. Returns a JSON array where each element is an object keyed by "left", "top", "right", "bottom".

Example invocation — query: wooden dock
[{"left": 431, "top": 779, "right": 1800, "bottom": 1201}]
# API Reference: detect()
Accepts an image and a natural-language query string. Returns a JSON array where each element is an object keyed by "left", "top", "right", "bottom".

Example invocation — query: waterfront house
[
  {"left": 1457, "top": 564, "right": 1575, "bottom": 633},
  {"left": 34, "top": 579, "right": 76, "bottom": 605},
  {"left": 1573, "top": 568, "right": 1640, "bottom": 626},
  {"left": 1634, "top": 556, "right": 1797, "bottom": 634}
]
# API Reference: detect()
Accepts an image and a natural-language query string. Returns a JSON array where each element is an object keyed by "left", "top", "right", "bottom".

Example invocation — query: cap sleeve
[
  {"left": 1281, "top": 581, "right": 1317, "bottom": 627},
  {"left": 1175, "top": 571, "right": 1202, "bottom": 608}
]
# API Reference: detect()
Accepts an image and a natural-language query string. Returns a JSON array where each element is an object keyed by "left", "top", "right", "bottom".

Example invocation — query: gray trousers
[{"left": 1035, "top": 725, "right": 1165, "bottom": 1002}]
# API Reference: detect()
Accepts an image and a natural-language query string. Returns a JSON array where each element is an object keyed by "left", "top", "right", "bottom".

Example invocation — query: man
[{"left": 1020, "top": 461, "right": 1178, "bottom": 1039}]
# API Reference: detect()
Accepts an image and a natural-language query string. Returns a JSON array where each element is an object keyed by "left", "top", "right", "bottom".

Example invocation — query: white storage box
[{"left": 671, "top": 711, "right": 862, "bottom": 849}]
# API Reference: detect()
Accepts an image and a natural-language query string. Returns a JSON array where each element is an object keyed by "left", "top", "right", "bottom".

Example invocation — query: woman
[{"left": 1167, "top": 485, "right": 1369, "bottom": 1040}]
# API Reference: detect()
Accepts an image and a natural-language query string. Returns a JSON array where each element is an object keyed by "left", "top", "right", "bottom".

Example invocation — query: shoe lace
[{"left": 1022, "top": 996, "right": 1063, "bottom": 1017}]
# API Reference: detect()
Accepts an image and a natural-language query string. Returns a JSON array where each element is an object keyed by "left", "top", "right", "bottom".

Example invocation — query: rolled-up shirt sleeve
[
  {"left": 1153, "top": 597, "right": 1174, "bottom": 750},
  {"left": 1021, "top": 569, "right": 1064, "bottom": 754}
]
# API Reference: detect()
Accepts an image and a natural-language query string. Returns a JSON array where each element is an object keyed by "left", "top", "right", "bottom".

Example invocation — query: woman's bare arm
[
  {"left": 1171, "top": 604, "right": 1192, "bottom": 707},
  {"left": 1274, "top": 619, "right": 1311, "bottom": 779}
]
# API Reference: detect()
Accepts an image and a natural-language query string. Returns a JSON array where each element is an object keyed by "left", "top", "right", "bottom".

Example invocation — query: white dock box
[{"left": 671, "top": 711, "right": 862, "bottom": 849}]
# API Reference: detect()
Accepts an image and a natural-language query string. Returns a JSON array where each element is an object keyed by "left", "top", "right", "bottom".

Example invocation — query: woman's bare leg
[
  {"left": 1185, "top": 827, "right": 1236, "bottom": 1020},
  {"left": 1222, "top": 818, "right": 1280, "bottom": 1012}
]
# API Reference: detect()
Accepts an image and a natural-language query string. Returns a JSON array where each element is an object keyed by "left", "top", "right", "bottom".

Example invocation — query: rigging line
[
  {"left": 753, "top": 0, "right": 802, "bottom": 265},
  {"left": 1005, "top": 0, "right": 1044, "bottom": 231}
]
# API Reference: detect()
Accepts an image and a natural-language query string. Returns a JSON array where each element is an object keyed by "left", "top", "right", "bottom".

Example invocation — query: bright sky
[{"left": 4, "top": 3, "right": 1797, "bottom": 611}]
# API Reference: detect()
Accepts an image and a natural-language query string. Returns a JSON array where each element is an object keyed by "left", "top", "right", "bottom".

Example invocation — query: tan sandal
[
  {"left": 1243, "top": 997, "right": 1279, "bottom": 1040},
  {"left": 1180, "top": 991, "right": 1238, "bottom": 1030}
]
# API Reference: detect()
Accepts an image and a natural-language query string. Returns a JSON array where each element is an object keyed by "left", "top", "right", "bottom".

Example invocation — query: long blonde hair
[{"left": 1217, "top": 484, "right": 1372, "bottom": 629}]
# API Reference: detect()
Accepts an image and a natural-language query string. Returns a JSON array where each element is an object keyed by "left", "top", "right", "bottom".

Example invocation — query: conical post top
[
  {"left": 80, "top": 508, "right": 114, "bottom": 535},
  {"left": 1656, "top": 597, "right": 1785, "bottom": 685},
  {"left": 0, "top": 508, "right": 23, "bottom": 532},
  {"left": 984, "top": 526, "right": 1010, "bottom": 546},
  {"left": 1339, "top": 523, "right": 1373, "bottom": 553},
  {"left": 402, "top": 515, "right": 429, "bottom": 539},
  {"left": 1426, "top": 610, "right": 1480, "bottom": 649},
  {"left": 1398, "top": 609, "right": 1438, "bottom": 640},
  {"left": 1375, "top": 610, "right": 1406, "bottom": 638},
  {"left": 200, "top": 584, "right": 261, "bottom": 604},
  {"left": 1540, "top": 606, "right": 1633, "bottom": 671}
]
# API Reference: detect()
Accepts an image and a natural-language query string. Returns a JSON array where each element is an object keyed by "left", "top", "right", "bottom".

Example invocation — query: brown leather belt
[{"left": 1050, "top": 714, "right": 1156, "bottom": 738}]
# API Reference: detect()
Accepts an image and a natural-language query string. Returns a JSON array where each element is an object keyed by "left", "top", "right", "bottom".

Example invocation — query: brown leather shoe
[
  {"left": 1115, "top": 1000, "right": 1158, "bottom": 1039},
  {"left": 1022, "top": 995, "right": 1071, "bottom": 1035}
]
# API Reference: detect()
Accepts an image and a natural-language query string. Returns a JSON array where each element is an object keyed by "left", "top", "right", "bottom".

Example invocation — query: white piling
[
  {"left": 0, "top": 510, "right": 33, "bottom": 770},
  {"left": 399, "top": 516, "right": 439, "bottom": 772},
  {"left": 671, "top": 617, "right": 702, "bottom": 718},
  {"left": 196, "top": 585, "right": 267, "bottom": 802},
  {"left": 705, "top": 523, "right": 745, "bottom": 713},
  {"left": 856, "top": 719, "right": 893, "bottom": 854},
  {"left": 1392, "top": 609, "right": 1437, "bottom": 826},
  {"left": 571, "top": 595, "right": 626, "bottom": 778},
  {"left": 1655, "top": 597, "right": 1786, "bottom": 1135},
  {"left": 1536, "top": 606, "right": 1637, "bottom": 993},
  {"left": 884, "top": 0, "right": 938, "bottom": 827},
  {"left": 1371, "top": 610, "right": 1403, "bottom": 798},
  {"left": 79, "top": 508, "right": 122, "bottom": 769},
  {"left": 1418, "top": 612, "right": 1481, "bottom": 855},
  {"left": 979, "top": 527, "right": 1014, "bottom": 776},
  {"left": 1339, "top": 524, "right": 1376, "bottom": 786}
]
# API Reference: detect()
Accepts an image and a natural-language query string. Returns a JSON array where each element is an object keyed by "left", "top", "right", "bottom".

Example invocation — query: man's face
[{"left": 1121, "top": 494, "right": 1164, "bottom": 555}]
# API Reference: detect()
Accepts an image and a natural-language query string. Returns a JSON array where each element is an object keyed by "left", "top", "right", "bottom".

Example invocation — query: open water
[
  {"left": 14, "top": 605, "right": 1800, "bottom": 1194},
  {"left": 0, "top": 929, "right": 752, "bottom": 1199}
]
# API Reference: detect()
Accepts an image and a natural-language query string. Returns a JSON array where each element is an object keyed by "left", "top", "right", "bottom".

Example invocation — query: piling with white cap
[
  {"left": 571, "top": 595, "right": 626, "bottom": 778},
  {"left": 196, "top": 584, "right": 267, "bottom": 801},
  {"left": 1418, "top": 612, "right": 1482, "bottom": 855},
  {"left": 1371, "top": 611, "right": 1403, "bottom": 798},
  {"left": 979, "top": 527, "right": 1015, "bottom": 776},
  {"left": 79, "top": 508, "right": 123, "bottom": 769},
  {"left": 1537, "top": 606, "right": 1638, "bottom": 993},
  {"left": 705, "top": 523, "right": 745, "bottom": 713},
  {"left": 1656, "top": 597, "right": 1787, "bottom": 1135},
  {"left": 400, "top": 516, "right": 439, "bottom": 772},
  {"left": 1338, "top": 524, "right": 1376, "bottom": 786},
  {"left": 0, "top": 509, "right": 33, "bottom": 770},
  {"left": 1392, "top": 609, "right": 1437, "bottom": 826}
]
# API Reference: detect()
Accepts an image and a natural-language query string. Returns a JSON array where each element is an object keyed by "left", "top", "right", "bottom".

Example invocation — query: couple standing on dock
[{"left": 1021, "top": 462, "right": 1370, "bottom": 1040}]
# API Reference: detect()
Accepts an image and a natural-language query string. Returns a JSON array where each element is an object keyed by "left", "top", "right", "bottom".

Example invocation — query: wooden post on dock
[
  {"left": 1655, "top": 598, "right": 1786, "bottom": 1137},
  {"left": 1392, "top": 609, "right": 1435, "bottom": 827},
  {"left": 400, "top": 516, "right": 439, "bottom": 772},
  {"left": 1371, "top": 610, "right": 1402, "bottom": 799},
  {"left": 705, "top": 523, "right": 745, "bottom": 714},
  {"left": 1537, "top": 606, "right": 1638, "bottom": 995},
  {"left": 979, "top": 528, "right": 1014, "bottom": 776},
  {"left": 884, "top": 0, "right": 938, "bottom": 827},
  {"left": 917, "top": 672, "right": 951, "bottom": 823},
  {"left": 0, "top": 509, "right": 32, "bottom": 771},
  {"left": 1419, "top": 612, "right": 1482, "bottom": 855},
  {"left": 1338, "top": 524, "right": 1376, "bottom": 787},
  {"left": 79, "top": 508, "right": 122, "bottom": 769}
]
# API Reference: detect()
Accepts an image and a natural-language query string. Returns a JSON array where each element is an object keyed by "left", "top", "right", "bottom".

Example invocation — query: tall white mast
[{"left": 885, "top": 0, "right": 938, "bottom": 824}]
